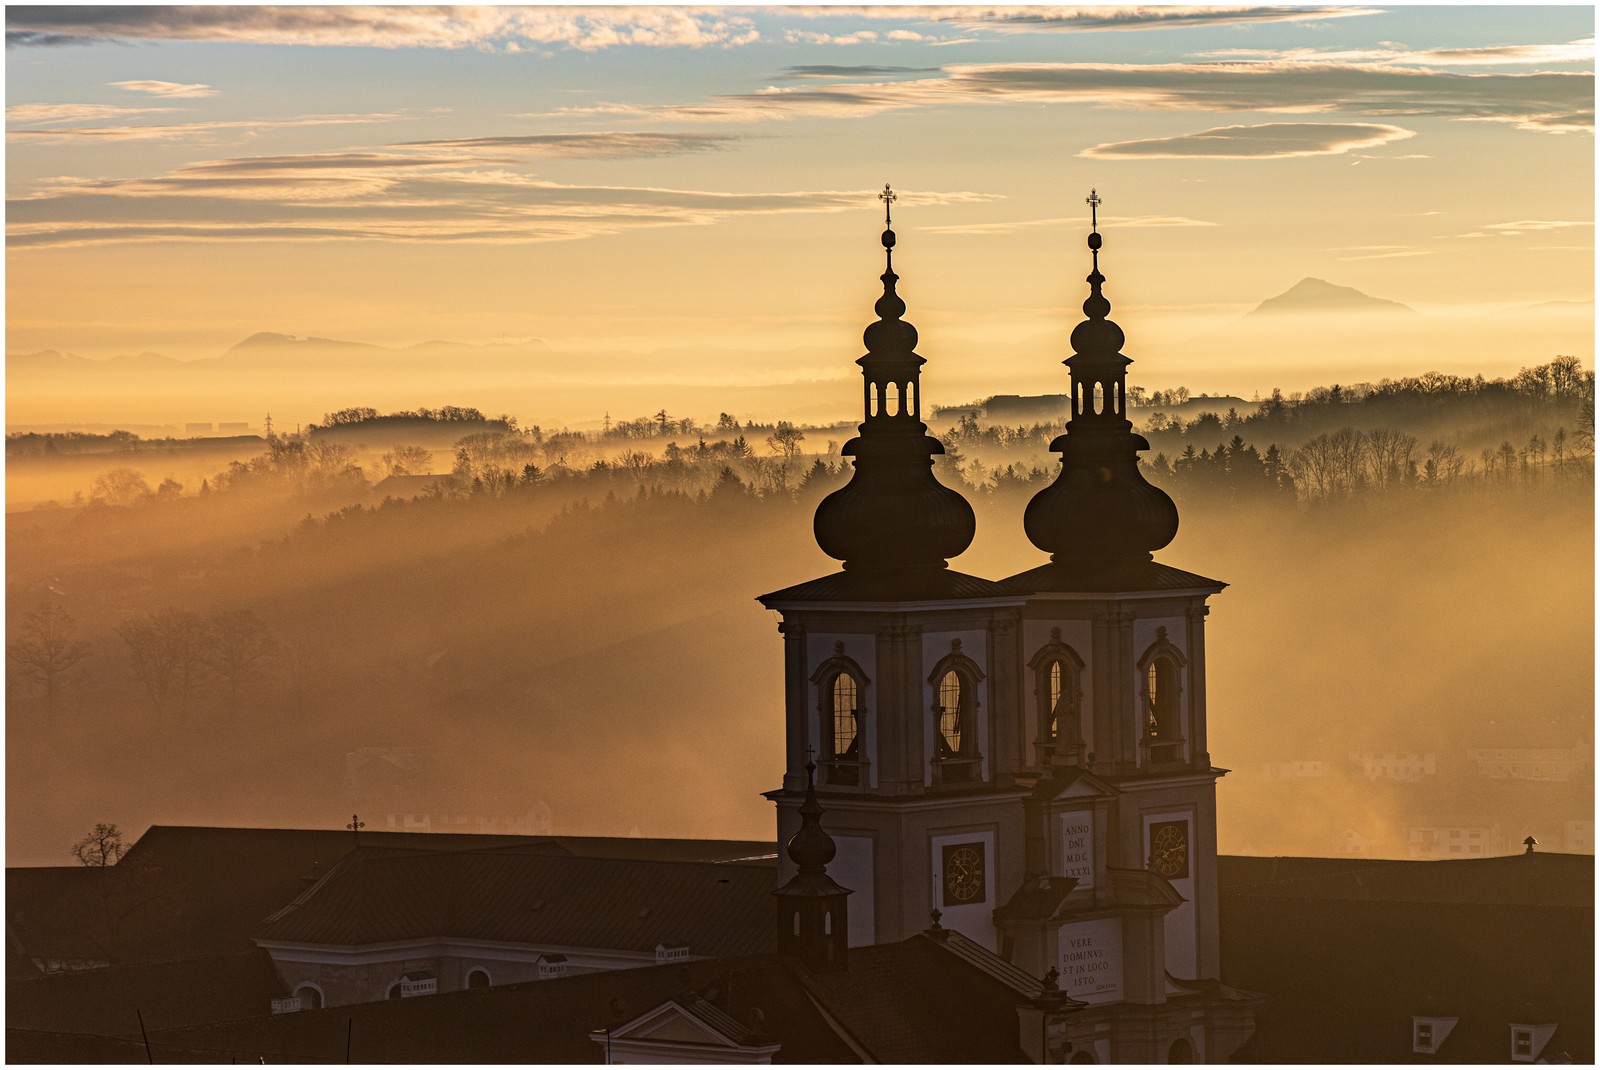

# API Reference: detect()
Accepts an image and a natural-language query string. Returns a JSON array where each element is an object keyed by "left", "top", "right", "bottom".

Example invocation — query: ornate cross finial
[
  {"left": 1086, "top": 188, "right": 1102, "bottom": 230},
  {"left": 879, "top": 182, "right": 896, "bottom": 226},
  {"left": 346, "top": 813, "right": 365, "bottom": 840}
]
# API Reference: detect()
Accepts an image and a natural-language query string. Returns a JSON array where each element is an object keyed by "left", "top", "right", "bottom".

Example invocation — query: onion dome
[
  {"left": 1023, "top": 190, "right": 1178, "bottom": 569},
  {"left": 785, "top": 760, "right": 837, "bottom": 874},
  {"left": 813, "top": 185, "right": 976, "bottom": 572}
]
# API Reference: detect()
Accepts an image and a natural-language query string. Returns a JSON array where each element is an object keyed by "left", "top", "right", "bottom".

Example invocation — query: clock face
[
  {"left": 1149, "top": 820, "right": 1190, "bottom": 880},
  {"left": 941, "top": 842, "right": 986, "bottom": 904}
]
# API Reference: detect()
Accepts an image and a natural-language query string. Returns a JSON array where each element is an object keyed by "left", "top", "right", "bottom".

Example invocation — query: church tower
[
  {"left": 759, "top": 189, "right": 1257, "bottom": 1062},
  {"left": 759, "top": 186, "right": 1030, "bottom": 952},
  {"left": 996, "top": 192, "right": 1255, "bottom": 1062}
]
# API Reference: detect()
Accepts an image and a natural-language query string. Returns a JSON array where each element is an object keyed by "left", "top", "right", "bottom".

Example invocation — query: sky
[{"left": 4, "top": 4, "right": 1594, "bottom": 419}]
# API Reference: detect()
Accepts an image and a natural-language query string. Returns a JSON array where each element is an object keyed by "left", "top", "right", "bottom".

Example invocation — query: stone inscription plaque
[
  {"left": 1059, "top": 812, "right": 1094, "bottom": 889},
  {"left": 1058, "top": 917, "right": 1124, "bottom": 1004}
]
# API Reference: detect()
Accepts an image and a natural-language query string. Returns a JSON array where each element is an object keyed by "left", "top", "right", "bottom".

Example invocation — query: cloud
[
  {"left": 5, "top": 7, "right": 759, "bottom": 52},
  {"left": 1337, "top": 249, "right": 1434, "bottom": 261},
  {"left": 1081, "top": 122, "right": 1416, "bottom": 159},
  {"left": 108, "top": 80, "right": 218, "bottom": 98},
  {"left": 784, "top": 30, "right": 879, "bottom": 46},
  {"left": 7, "top": 102, "right": 180, "bottom": 125},
  {"left": 924, "top": 214, "right": 1217, "bottom": 234},
  {"left": 1193, "top": 37, "right": 1595, "bottom": 68},
  {"left": 6, "top": 112, "right": 403, "bottom": 143},
  {"left": 396, "top": 132, "right": 741, "bottom": 157},
  {"left": 578, "top": 61, "right": 1593, "bottom": 134},
  {"left": 925, "top": 5, "right": 1384, "bottom": 34},
  {"left": 8, "top": 150, "right": 1002, "bottom": 248},
  {"left": 1482, "top": 219, "right": 1595, "bottom": 233},
  {"left": 780, "top": 65, "right": 941, "bottom": 80}
]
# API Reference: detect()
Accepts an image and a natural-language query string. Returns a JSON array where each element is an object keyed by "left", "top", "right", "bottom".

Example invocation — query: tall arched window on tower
[
  {"left": 828, "top": 673, "right": 861, "bottom": 781},
  {"left": 938, "top": 670, "right": 968, "bottom": 755},
  {"left": 811, "top": 645, "right": 870, "bottom": 787},
  {"left": 1137, "top": 627, "right": 1188, "bottom": 762},
  {"left": 929, "top": 642, "right": 984, "bottom": 785},
  {"left": 1029, "top": 630, "right": 1085, "bottom": 765}
]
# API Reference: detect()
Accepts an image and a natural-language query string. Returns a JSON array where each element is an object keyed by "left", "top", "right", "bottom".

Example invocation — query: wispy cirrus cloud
[
  {"left": 1337, "top": 247, "right": 1434, "bottom": 261},
  {"left": 779, "top": 65, "right": 941, "bottom": 80},
  {"left": 924, "top": 214, "right": 1216, "bottom": 235},
  {"left": 1193, "top": 37, "right": 1595, "bottom": 68},
  {"left": 397, "top": 132, "right": 741, "bottom": 157},
  {"left": 5, "top": 6, "right": 759, "bottom": 51},
  {"left": 555, "top": 61, "right": 1594, "bottom": 134},
  {"left": 109, "top": 80, "right": 218, "bottom": 98},
  {"left": 1483, "top": 219, "right": 1594, "bottom": 233},
  {"left": 1081, "top": 121, "right": 1416, "bottom": 159},
  {"left": 923, "top": 5, "right": 1383, "bottom": 34},
  {"left": 6, "top": 112, "right": 404, "bottom": 143},
  {"left": 7, "top": 102, "right": 181, "bottom": 125},
  {"left": 7, "top": 149, "right": 1001, "bottom": 248}
]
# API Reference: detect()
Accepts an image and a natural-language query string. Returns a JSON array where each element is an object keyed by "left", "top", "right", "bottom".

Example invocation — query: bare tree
[
  {"left": 767, "top": 422, "right": 806, "bottom": 491},
  {"left": 1363, "top": 428, "right": 1418, "bottom": 491},
  {"left": 71, "top": 823, "right": 126, "bottom": 868},
  {"left": 118, "top": 609, "right": 207, "bottom": 714},
  {"left": 204, "top": 610, "right": 277, "bottom": 701},
  {"left": 279, "top": 640, "right": 327, "bottom": 705},
  {"left": 7, "top": 599, "right": 91, "bottom": 713},
  {"left": 381, "top": 444, "right": 433, "bottom": 477},
  {"left": 91, "top": 467, "right": 152, "bottom": 506}
]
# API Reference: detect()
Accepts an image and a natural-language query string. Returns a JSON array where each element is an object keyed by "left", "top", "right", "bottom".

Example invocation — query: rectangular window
[
  {"left": 1415, "top": 1023, "right": 1433, "bottom": 1051},
  {"left": 1514, "top": 1031, "right": 1533, "bottom": 1057}
]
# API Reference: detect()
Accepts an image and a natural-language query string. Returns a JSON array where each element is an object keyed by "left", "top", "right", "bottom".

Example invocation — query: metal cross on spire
[
  {"left": 1086, "top": 188, "right": 1102, "bottom": 231},
  {"left": 879, "top": 182, "right": 896, "bottom": 226},
  {"left": 346, "top": 813, "right": 365, "bottom": 840}
]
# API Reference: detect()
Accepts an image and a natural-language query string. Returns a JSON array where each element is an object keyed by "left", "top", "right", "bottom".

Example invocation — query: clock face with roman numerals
[
  {"left": 942, "top": 841, "right": 986, "bottom": 904},
  {"left": 1149, "top": 820, "right": 1189, "bottom": 880}
]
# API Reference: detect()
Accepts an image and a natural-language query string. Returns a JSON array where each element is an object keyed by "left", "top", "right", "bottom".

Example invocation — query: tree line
[{"left": 7, "top": 599, "right": 312, "bottom": 716}]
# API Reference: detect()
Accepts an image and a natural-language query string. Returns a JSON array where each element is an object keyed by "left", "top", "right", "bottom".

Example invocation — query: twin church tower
[{"left": 758, "top": 189, "right": 1256, "bottom": 1062}]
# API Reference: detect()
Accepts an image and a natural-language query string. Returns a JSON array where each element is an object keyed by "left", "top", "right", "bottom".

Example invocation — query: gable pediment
[
  {"left": 612, "top": 1002, "right": 739, "bottom": 1047},
  {"left": 1049, "top": 768, "right": 1118, "bottom": 801}
]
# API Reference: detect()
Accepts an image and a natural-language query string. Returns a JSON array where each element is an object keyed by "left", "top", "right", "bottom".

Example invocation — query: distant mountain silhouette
[
  {"left": 1251, "top": 278, "right": 1415, "bottom": 316},
  {"left": 221, "top": 332, "right": 385, "bottom": 361}
]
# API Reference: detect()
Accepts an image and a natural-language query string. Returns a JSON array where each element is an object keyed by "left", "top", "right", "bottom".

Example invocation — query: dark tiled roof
[
  {"left": 1221, "top": 853, "right": 1594, "bottom": 1064},
  {"left": 1219, "top": 851, "right": 1593, "bottom": 907},
  {"left": 795, "top": 933, "right": 1031, "bottom": 1063},
  {"left": 758, "top": 568, "right": 1018, "bottom": 605},
  {"left": 6, "top": 867, "right": 110, "bottom": 963},
  {"left": 255, "top": 846, "right": 776, "bottom": 957},
  {"left": 9, "top": 826, "right": 774, "bottom": 969},
  {"left": 1003, "top": 559, "right": 1226, "bottom": 594},
  {"left": 148, "top": 956, "right": 860, "bottom": 1064},
  {"left": 5, "top": 949, "right": 287, "bottom": 1038}
]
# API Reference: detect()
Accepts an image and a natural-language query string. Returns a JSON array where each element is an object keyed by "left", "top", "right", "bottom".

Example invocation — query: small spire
[
  {"left": 1082, "top": 188, "right": 1110, "bottom": 323},
  {"left": 926, "top": 908, "right": 948, "bottom": 940},
  {"left": 1523, "top": 835, "right": 1538, "bottom": 854},
  {"left": 879, "top": 182, "right": 898, "bottom": 274},
  {"left": 785, "top": 755, "right": 836, "bottom": 874},
  {"left": 810, "top": 187, "right": 977, "bottom": 573}
]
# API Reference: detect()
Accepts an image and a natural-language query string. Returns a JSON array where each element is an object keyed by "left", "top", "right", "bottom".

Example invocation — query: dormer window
[{"left": 1413, "top": 1016, "right": 1458, "bottom": 1055}]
